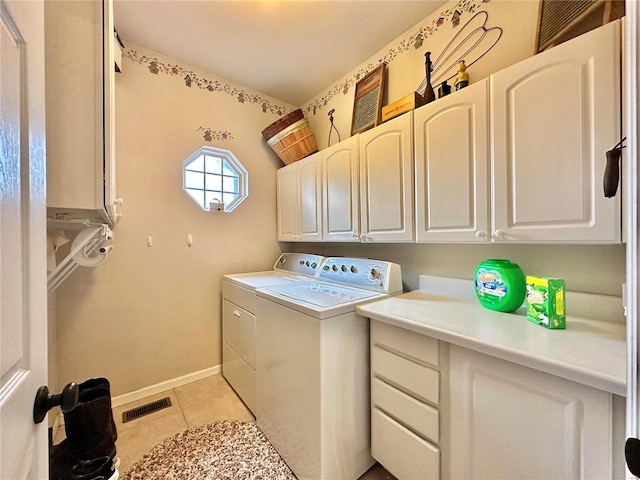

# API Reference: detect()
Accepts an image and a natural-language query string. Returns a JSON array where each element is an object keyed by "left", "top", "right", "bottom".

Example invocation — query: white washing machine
[
  {"left": 221, "top": 253, "right": 324, "bottom": 413},
  {"left": 254, "top": 257, "right": 402, "bottom": 480}
]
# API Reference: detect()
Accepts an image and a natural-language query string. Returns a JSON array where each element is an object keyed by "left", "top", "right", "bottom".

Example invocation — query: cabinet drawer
[
  {"left": 372, "top": 408, "right": 440, "bottom": 480},
  {"left": 223, "top": 299, "right": 256, "bottom": 369},
  {"left": 222, "top": 343, "right": 255, "bottom": 414},
  {"left": 372, "top": 320, "right": 439, "bottom": 367},
  {"left": 372, "top": 377, "right": 439, "bottom": 444},
  {"left": 372, "top": 345, "right": 439, "bottom": 405},
  {"left": 223, "top": 281, "right": 257, "bottom": 314}
]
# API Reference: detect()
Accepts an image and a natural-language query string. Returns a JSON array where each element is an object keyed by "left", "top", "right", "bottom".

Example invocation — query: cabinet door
[
  {"left": 415, "top": 80, "right": 490, "bottom": 243},
  {"left": 449, "top": 346, "right": 613, "bottom": 479},
  {"left": 276, "top": 165, "right": 298, "bottom": 241},
  {"left": 297, "top": 153, "right": 323, "bottom": 241},
  {"left": 491, "top": 20, "right": 621, "bottom": 243},
  {"left": 45, "top": 0, "right": 118, "bottom": 224},
  {"left": 323, "top": 135, "right": 360, "bottom": 242},
  {"left": 359, "top": 112, "right": 414, "bottom": 242}
]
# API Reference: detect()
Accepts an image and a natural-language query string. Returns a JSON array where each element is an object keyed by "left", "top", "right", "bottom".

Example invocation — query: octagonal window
[{"left": 183, "top": 146, "right": 248, "bottom": 212}]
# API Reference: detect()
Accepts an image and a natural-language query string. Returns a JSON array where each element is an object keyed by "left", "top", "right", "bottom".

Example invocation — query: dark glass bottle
[{"left": 423, "top": 51, "right": 436, "bottom": 104}]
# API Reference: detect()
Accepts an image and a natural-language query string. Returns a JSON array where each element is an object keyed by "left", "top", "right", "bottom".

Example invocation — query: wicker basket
[
  {"left": 266, "top": 118, "right": 318, "bottom": 165},
  {"left": 261, "top": 109, "right": 305, "bottom": 141}
]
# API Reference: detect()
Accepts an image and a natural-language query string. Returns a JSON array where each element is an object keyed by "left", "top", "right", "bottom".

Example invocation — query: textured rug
[{"left": 121, "top": 420, "right": 296, "bottom": 480}]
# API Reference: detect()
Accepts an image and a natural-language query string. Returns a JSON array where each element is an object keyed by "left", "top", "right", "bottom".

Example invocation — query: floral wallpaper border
[
  {"left": 196, "top": 127, "right": 234, "bottom": 143},
  {"left": 123, "top": 0, "right": 490, "bottom": 118},
  {"left": 303, "top": 0, "right": 491, "bottom": 116},
  {"left": 124, "top": 49, "right": 294, "bottom": 116}
]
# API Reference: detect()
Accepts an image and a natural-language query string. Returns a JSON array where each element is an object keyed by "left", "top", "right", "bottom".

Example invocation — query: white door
[
  {"left": 276, "top": 165, "right": 298, "bottom": 241},
  {"left": 491, "top": 20, "right": 621, "bottom": 244},
  {"left": 322, "top": 135, "right": 359, "bottom": 242},
  {"left": 626, "top": 2, "right": 640, "bottom": 478},
  {"left": 0, "top": 0, "right": 48, "bottom": 478},
  {"left": 414, "top": 80, "right": 489, "bottom": 243},
  {"left": 297, "top": 153, "right": 323, "bottom": 241},
  {"left": 359, "top": 112, "right": 414, "bottom": 243}
]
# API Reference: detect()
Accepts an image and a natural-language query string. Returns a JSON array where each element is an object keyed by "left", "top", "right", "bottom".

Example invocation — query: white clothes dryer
[
  {"left": 255, "top": 257, "right": 402, "bottom": 480},
  {"left": 221, "top": 253, "right": 324, "bottom": 413}
]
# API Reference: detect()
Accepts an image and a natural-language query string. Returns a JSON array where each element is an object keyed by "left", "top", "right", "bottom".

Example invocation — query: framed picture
[
  {"left": 350, "top": 63, "right": 386, "bottom": 136},
  {"left": 535, "top": 0, "right": 624, "bottom": 53}
]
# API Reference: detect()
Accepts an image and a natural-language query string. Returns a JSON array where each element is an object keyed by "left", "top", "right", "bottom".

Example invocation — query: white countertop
[{"left": 357, "top": 287, "right": 626, "bottom": 397}]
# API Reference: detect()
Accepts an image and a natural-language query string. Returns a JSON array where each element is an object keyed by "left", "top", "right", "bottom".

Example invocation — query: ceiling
[{"left": 113, "top": 1, "right": 448, "bottom": 106}]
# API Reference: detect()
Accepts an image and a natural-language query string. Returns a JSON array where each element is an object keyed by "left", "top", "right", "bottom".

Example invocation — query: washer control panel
[
  {"left": 273, "top": 253, "right": 325, "bottom": 276},
  {"left": 318, "top": 257, "right": 402, "bottom": 293}
]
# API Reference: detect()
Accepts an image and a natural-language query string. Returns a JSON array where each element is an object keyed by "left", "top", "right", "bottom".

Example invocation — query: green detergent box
[{"left": 526, "top": 276, "right": 566, "bottom": 329}]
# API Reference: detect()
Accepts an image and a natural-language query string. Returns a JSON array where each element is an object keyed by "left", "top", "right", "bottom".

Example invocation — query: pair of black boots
[{"left": 50, "top": 378, "right": 119, "bottom": 480}]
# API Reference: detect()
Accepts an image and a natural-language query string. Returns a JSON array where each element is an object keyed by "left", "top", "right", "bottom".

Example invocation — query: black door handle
[
  {"left": 603, "top": 147, "right": 622, "bottom": 197},
  {"left": 33, "top": 382, "right": 79, "bottom": 424},
  {"left": 603, "top": 138, "right": 626, "bottom": 198},
  {"left": 626, "top": 437, "right": 640, "bottom": 476}
]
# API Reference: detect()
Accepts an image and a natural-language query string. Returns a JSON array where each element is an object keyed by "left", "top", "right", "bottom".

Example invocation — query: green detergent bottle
[{"left": 474, "top": 259, "right": 526, "bottom": 313}]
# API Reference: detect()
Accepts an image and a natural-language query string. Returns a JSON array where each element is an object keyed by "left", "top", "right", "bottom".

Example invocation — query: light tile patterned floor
[{"left": 108, "top": 374, "right": 396, "bottom": 479}]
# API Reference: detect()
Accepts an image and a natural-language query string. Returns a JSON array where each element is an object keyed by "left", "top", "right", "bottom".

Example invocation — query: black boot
[
  {"left": 63, "top": 378, "right": 118, "bottom": 463},
  {"left": 76, "top": 378, "right": 118, "bottom": 444},
  {"left": 62, "top": 456, "right": 117, "bottom": 480}
]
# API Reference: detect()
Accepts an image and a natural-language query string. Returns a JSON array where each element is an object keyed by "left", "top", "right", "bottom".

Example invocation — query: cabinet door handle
[
  {"left": 493, "top": 229, "right": 505, "bottom": 240},
  {"left": 233, "top": 310, "right": 241, "bottom": 317},
  {"left": 475, "top": 230, "right": 487, "bottom": 239}
]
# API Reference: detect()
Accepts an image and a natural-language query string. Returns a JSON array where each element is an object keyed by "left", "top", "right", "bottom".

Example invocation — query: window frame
[{"left": 182, "top": 146, "right": 249, "bottom": 212}]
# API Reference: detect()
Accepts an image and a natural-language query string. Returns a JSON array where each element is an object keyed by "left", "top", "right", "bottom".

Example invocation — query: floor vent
[{"left": 122, "top": 397, "right": 172, "bottom": 423}]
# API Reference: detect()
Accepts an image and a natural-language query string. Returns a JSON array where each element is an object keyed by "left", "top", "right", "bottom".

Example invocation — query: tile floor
[{"left": 58, "top": 374, "right": 395, "bottom": 479}]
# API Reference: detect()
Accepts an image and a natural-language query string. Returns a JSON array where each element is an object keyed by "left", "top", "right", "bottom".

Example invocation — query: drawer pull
[{"left": 233, "top": 310, "right": 241, "bottom": 317}]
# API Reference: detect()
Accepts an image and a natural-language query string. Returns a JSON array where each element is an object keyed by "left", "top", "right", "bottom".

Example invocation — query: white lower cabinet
[
  {"left": 449, "top": 345, "right": 613, "bottom": 479},
  {"left": 371, "top": 321, "right": 441, "bottom": 479},
  {"left": 371, "top": 321, "right": 616, "bottom": 480}
]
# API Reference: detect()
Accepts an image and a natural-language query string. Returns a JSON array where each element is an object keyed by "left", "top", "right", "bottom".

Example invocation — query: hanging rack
[
  {"left": 47, "top": 218, "right": 113, "bottom": 294},
  {"left": 416, "top": 11, "right": 503, "bottom": 96}
]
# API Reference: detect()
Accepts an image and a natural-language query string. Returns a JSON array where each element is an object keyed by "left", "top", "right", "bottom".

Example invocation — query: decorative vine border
[
  {"left": 303, "top": 0, "right": 491, "bottom": 116},
  {"left": 123, "top": 0, "right": 490, "bottom": 118},
  {"left": 196, "top": 127, "right": 234, "bottom": 143},
  {"left": 124, "top": 49, "right": 294, "bottom": 116}
]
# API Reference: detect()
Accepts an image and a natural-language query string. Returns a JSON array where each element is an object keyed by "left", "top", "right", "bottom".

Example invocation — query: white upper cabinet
[
  {"left": 45, "top": 0, "right": 119, "bottom": 225},
  {"left": 359, "top": 112, "right": 415, "bottom": 243},
  {"left": 276, "top": 153, "right": 323, "bottom": 242},
  {"left": 322, "top": 135, "right": 360, "bottom": 242},
  {"left": 415, "top": 80, "right": 490, "bottom": 243},
  {"left": 491, "top": 20, "right": 621, "bottom": 243}
]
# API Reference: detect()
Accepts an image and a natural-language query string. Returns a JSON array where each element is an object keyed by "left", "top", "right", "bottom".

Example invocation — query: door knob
[
  {"left": 626, "top": 437, "right": 640, "bottom": 476},
  {"left": 33, "top": 382, "right": 79, "bottom": 424}
]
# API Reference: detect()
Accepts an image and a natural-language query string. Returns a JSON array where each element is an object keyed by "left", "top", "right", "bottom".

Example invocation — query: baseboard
[
  {"left": 111, "top": 365, "right": 221, "bottom": 408},
  {"left": 51, "top": 411, "right": 63, "bottom": 440}
]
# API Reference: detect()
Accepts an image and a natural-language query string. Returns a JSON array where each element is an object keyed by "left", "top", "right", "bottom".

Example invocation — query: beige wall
[
  {"left": 291, "top": 243, "right": 625, "bottom": 297},
  {"left": 293, "top": 0, "right": 625, "bottom": 299},
  {"left": 54, "top": 0, "right": 626, "bottom": 397},
  {"left": 55, "top": 45, "right": 289, "bottom": 396},
  {"left": 304, "top": 0, "right": 541, "bottom": 150}
]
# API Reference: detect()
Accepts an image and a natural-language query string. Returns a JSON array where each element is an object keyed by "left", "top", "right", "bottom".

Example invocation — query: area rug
[{"left": 121, "top": 420, "right": 296, "bottom": 480}]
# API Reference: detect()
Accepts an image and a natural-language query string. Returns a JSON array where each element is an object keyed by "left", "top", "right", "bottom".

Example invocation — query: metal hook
[{"left": 327, "top": 108, "right": 341, "bottom": 147}]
